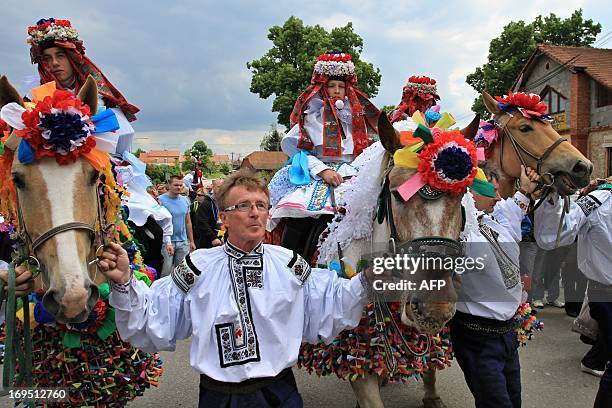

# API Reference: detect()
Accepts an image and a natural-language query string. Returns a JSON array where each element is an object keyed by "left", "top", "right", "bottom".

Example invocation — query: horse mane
[{"left": 0, "top": 149, "right": 17, "bottom": 225}]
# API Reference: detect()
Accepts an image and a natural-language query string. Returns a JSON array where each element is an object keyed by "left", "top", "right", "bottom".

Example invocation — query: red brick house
[
  {"left": 139, "top": 150, "right": 186, "bottom": 166},
  {"left": 513, "top": 45, "right": 612, "bottom": 178},
  {"left": 240, "top": 151, "right": 288, "bottom": 172}
]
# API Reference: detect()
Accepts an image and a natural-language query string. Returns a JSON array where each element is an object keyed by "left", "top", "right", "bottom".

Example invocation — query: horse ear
[
  {"left": 482, "top": 92, "right": 500, "bottom": 116},
  {"left": 0, "top": 76, "right": 24, "bottom": 108},
  {"left": 460, "top": 114, "right": 480, "bottom": 140},
  {"left": 378, "top": 111, "right": 402, "bottom": 153},
  {"left": 77, "top": 75, "right": 98, "bottom": 114}
]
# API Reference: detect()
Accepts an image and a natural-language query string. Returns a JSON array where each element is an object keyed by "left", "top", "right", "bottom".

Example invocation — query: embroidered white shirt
[
  {"left": 457, "top": 192, "right": 529, "bottom": 321},
  {"left": 109, "top": 242, "right": 367, "bottom": 383},
  {"left": 535, "top": 190, "right": 612, "bottom": 285}
]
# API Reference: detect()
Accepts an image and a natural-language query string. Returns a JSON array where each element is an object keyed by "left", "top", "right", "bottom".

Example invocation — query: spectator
[
  {"left": 158, "top": 175, "right": 196, "bottom": 277},
  {"left": 195, "top": 185, "right": 222, "bottom": 249}
]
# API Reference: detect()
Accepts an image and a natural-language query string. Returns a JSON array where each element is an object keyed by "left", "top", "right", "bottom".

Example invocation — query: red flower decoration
[
  {"left": 417, "top": 130, "right": 478, "bottom": 196},
  {"left": 16, "top": 89, "right": 95, "bottom": 165},
  {"left": 495, "top": 92, "right": 548, "bottom": 115},
  {"left": 408, "top": 75, "right": 436, "bottom": 85},
  {"left": 316, "top": 52, "right": 352, "bottom": 63}
]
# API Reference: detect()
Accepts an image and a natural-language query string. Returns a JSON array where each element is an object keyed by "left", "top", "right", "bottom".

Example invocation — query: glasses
[{"left": 224, "top": 201, "right": 270, "bottom": 213}]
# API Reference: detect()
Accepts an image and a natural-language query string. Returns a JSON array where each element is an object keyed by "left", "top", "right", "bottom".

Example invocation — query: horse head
[
  {"left": 0, "top": 75, "right": 101, "bottom": 323},
  {"left": 477, "top": 91, "right": 592, "bottom": 198},
  {"left": 375, "top": 114, "right": 479, "bottom": 334}
]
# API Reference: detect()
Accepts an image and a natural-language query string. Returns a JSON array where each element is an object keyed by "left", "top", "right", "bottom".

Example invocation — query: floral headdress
[
  {"left": 27, "top": 18, "right": 79, "bottom": 46},
  {"left": 290, "top": 52, "right": 380, "bottom": 157},
  {"left": 27, "top": 17, "right": 140, "bottom": 122},
  {"left": 495, "top": 92, "right": 550, "bottom": 120},
  {"left": 311, "top": 52, "right": 356, "bottom": 83},
  {"left": 390, "top": 75, "right": 441, "bottom": 123}
]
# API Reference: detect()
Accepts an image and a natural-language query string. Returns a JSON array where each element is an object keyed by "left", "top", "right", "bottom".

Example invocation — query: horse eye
[
  {"left": 11, "top": 172, "right": 26, "bottom": 190},
  {"left": 89, "top": 170, "right": 99, "bottom": 185},
  {"left": 519, "top": 124, "right": 533, "bottom": 133}
]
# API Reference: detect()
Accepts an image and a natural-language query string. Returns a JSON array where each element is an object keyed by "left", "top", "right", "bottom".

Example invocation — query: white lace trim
[
  {"left": 460, "top": 192, "right": 479, "bottom": 242},
  {"left": 317, "top": 142, "right": 386, "bottom": 265}
]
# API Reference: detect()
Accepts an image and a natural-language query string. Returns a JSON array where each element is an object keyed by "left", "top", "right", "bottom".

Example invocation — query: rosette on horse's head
[
  {"left": 289, "top": 51, "right": 380, "bottom": 158},
  {"left": 0, "top": 76, "right": 121, "bottom": 323},
  {"left": 390, "top": 75, "right": 440, "bottom": 124},
  {"left": 27, "top": 18, "right": 139, "bottom": 122}
]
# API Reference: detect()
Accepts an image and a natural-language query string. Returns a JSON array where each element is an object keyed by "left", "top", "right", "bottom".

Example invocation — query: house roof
[
  {"left": 515, "top": 45, "right": 612, "bottom": 90},
  {"left": 211, "top": 154, "right": 231, "bottom": 164},
  {"left": 141, "top": 150, "right": 181, "bottom": 157},
  {"left": 241, "top": 151, "right": 288, "bottom": 170}
]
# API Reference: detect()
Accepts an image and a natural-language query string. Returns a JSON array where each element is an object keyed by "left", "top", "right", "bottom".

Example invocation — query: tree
[
  {"left": 182, "top": 140, "right": 214, "bottom": 175},
  {"left": 248, "top": 16, "right": 382, "bottom": 128},
  {"left": 466, "top": 9, "right": 601, "bottom": 115},
  {"left": 219, "top": 162, "right": 232, "bottom": 175},
  {"left": 260, "top": 124, "right": 283, "bottom": 151},
  {"left": 146, "top": 164, "right": 181, "bottom": 185},
  {"left": 381, "top": 105, "right": 396, "bottom": 115},
  {"left": 133, "top": 148, "right": 145, "bottom": 158}
]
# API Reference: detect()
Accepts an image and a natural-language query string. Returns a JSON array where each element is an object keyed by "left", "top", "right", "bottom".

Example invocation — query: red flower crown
[{"left": 495, "top": 92, "right": 548, "bottom": 116}]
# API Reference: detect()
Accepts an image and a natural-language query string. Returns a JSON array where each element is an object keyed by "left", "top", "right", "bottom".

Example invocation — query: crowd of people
[{"left": 0, "top": 16, "right": 610, "bottom": 408}]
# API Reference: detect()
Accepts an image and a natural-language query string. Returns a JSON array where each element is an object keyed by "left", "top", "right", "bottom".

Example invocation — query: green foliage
[
  {"left": 260, "top": 124, "right": 284, "bottom": 151},
  {"left": 466, "top": 9, "right": 601, "bottom": 116},
  {"left": 219, "top": 162, "right": 233, "bottom": 175},
  {"left": 182, "top": 140, "right": 215, "bottom": 175},
  {"left": 248, "top": 16, "right": 382, "bottom": 128},
  {"left": 146, "top": 164, "right": 181, "bottom": 185},
  {"left": 380, "top": 105, "right": 396, "bottom": 114},
  {"left": 133, "top": 148, "right": 145, "bottom": 158}
]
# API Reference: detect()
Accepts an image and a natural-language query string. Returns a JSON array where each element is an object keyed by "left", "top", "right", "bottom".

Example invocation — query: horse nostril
[
  {"left": 572, "top": 160, "right": 592, "bottom": 178},
  {"left": 87, "top": 284, "right": 100, "bottom": 310},
  {"left": 42, "top": 290, "right": 61, "bottom": 317}
]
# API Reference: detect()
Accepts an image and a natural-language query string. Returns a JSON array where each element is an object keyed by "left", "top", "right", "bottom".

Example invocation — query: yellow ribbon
[
  {"left": 31, "top": 81, "right": 56, "bottom": 103},
  {"left": 393, "top": 141, "right": 424, "bottom": 169}
]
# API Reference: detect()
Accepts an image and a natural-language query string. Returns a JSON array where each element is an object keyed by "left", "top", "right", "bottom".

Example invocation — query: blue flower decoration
[
  {"left": 36, "top": 18, "right": 56, "bottom": 25},
  {"left": 434, "top": 146, "right": 473, "bottom": 181},
  {"left": 424, "top": 110, "right": 442, "bottom": 126},
  {"left": 39, "top": 112, "right": 90, "bottom": 154}
]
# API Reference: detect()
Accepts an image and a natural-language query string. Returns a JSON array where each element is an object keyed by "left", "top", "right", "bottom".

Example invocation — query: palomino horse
[
  {"left": 478, "top": 91, "right": 592, "bottom": 198},
  {"left": 0, "top": 75, "right": 102, "bottom": 323},
  {"left": 303, "top": 113, "right": 480, "bottom": 408}
]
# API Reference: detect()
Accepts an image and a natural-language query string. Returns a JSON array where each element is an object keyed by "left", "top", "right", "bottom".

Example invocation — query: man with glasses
[{"left": 98, "top": 170, "right": 372, "bottom": 407}]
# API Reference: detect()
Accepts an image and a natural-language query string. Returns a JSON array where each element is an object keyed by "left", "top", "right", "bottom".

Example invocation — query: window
[
  {"left": 541, "top": 87, "right": 567, "bottom": 114},
  {"left": 597, "top": 82, "right": 612, "bottom": 108}
]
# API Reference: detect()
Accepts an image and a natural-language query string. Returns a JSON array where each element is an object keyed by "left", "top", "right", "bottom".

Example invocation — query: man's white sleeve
[
  {"left": 302, "top": 268, "right": 367, "bottom": 344},
  {"left": 534, "top": 194, "right": 588, "bottom": 250},
  {"left": 492, "top": 191, "right": 530, "bottom": 242},
  {"left": 109, "top": 274, "right": 193, "bottom": 352}
]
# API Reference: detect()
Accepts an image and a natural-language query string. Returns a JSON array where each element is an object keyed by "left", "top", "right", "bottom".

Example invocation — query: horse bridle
[
  {"left": 371, "top": 164, "right": 464, "bottom": 373},
  {"left": 495, "top": 113, "right": 567, "bottom": 188},
  {"left": 13, "top": 184, "right": 108, "bottom": 278}
]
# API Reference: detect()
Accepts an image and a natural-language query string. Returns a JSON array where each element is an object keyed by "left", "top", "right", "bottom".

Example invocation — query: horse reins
[
  {"left": 371, "top": 164, "right": 465, "bottom": 373},
  {"left": 495, "top": 114, "right": 571, "bottom": 244},
  {"left": 1, "top": 182, "right": 109, "bottom": 393}
]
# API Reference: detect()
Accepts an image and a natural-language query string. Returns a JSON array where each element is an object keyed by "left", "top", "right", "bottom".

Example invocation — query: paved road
[
  {"left": 0, "top": 306, "right": 598, "bottom": 407},
  {"left": 125, "top": 306, "right": 598, "bottom": 408}
]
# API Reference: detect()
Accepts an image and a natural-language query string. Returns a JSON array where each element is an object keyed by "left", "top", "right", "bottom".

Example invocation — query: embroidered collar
[{"left": 224, "top": 241, "right": 264, "bottom": 259}]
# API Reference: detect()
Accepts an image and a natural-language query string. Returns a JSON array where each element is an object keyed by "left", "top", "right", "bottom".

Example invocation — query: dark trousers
[
  {"left": 198, "top": 370, "right": 303, "bottom": 408},
  {"left": 562, "top": 243, "right": 588, "bottom": 312},
  {"left": 588, "top": 300, "right": 612, "bottom": 408},
  {"left": 450, "top": 322, "right": 521, "bottom": 408}
]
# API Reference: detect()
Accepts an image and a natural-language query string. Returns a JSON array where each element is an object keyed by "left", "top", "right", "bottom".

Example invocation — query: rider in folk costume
[
  {"left": 100, "top": 170, "right": 374, "bottom": 408},
  {"left": 389, "top": 75, "right": 440, "bottom": 123},
  {"left": 267, "top": 52, "right": 380, "bottom": 257},
  {"left": 452, "top": 161, "right": 540, "bottom": 408},
  {"left": 535, "top": 178, "right": 612, "bottom": 407},
  {"left": 27, "top": 18, "right": 138, "bottom": 121}
]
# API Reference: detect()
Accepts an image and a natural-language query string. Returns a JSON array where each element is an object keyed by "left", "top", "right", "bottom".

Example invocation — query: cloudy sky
[{"left": 1, "top": 1, "right": 610, "bottom": 158}]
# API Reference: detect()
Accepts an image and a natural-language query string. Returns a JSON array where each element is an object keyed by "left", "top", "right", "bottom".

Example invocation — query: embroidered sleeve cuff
[
  {"left": 110, "top": 273, "right": 135, "bottom": 294},
  {"left": 288, "top": 251, "right": 312, "bottom": 284},
  {"left": 512, "top": 191, "right": 531, "bottom": 214},
  {"left": 171, "top": 254, "right": 202, "bottom": 293}
]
